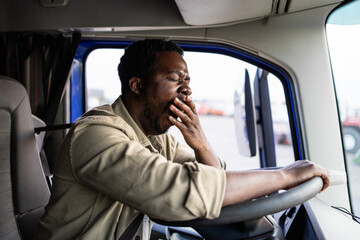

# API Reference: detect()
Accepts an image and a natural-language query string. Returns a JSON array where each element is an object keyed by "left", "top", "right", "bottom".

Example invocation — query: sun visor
[{"left": 174, "top": 0, "right": 274, "bottom": 26}]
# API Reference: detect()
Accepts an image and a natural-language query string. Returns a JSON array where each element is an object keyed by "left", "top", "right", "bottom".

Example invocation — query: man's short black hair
[{"left": 118, "top": 39, "right": 184, "bottom": 93}]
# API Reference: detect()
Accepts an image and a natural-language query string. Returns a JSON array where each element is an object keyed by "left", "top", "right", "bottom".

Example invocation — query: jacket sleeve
[{"left": 70, "top": 123, "right": 226, "bottom": 221}]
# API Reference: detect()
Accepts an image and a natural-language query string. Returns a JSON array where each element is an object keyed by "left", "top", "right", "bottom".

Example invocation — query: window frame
[{"left": 70, "top": 39, "right": 305, "bottom": 165}]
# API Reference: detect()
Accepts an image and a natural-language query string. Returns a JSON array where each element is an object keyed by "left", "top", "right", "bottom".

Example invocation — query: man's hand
[
  {"left": 280, "top": 160, "right": 330, "bottom": 192},
  {"left": 169, "top": 96, "right": 221, "bottom": 168},
  {"left": 169, "top": 96, "right": 205, "bottom": 149}
]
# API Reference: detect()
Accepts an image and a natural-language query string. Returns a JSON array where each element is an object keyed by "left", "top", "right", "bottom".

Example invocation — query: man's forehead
[{"left": 155, "top": 52, "right": 188, "bottom": 72}]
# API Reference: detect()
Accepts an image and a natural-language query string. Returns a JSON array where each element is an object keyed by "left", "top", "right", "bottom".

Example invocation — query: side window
[
  {"left": 84, "top": 47, "right": 295, "bottom": 170},
  {"left": 327, "top": 0, "right": 360, "bottom": 215},
  {"left": 86, "top": 49, "right": 124, "bottom": 109}
]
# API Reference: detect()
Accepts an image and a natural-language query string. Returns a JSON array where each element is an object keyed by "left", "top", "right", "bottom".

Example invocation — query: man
[{"left": 37, "top": 39, "right": 329, "bottom": 240}]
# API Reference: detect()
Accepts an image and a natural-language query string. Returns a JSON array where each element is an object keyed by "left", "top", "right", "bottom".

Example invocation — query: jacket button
[{"left": 135, "top": 235, "right": 140, "bottom": 240}]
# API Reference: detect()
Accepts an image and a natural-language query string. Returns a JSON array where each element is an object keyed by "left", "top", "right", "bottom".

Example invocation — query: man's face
[{"left": 140, "top": 51, "right": 191, "bottom": 135}]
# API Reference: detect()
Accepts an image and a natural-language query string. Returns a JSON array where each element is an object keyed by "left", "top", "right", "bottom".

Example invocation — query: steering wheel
[{"left": 153, "top": 176, "right": 323, "bottom": 227}]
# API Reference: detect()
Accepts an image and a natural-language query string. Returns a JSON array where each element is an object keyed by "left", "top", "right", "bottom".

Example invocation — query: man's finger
[
  {"left": 174, "top": 97, "right": 196, "bottom": 119},
  {"left": 170, "top": 103, "right": 194, "bottom": 126},
  {"left": 169, "top": 115, "right": 187, "bottom": 131},
  {"left": 185, "top": 96, "right": 197, "bottom": 114}
]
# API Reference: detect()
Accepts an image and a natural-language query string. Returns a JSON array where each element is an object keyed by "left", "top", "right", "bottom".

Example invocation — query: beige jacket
[{"left": 37, "top": 97, "right": 226, "bottom": 240}]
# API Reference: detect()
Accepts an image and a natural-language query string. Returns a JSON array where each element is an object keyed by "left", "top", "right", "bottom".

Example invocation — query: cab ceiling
[{"left": 0, "top": 0, "right": 343, "bottom": 32}]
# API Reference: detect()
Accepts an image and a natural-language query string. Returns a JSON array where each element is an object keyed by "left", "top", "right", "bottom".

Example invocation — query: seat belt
[{"left": 118, "top": 214, "right": 144, "bottom": 240}]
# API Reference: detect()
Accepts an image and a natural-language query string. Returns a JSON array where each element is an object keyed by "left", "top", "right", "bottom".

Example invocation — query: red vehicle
[{"left": 342, "top": 116, "right": 360, "bottom": 153}]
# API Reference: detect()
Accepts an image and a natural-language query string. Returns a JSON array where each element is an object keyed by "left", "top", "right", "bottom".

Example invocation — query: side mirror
[{"left": 234, "top": 69, "right": 256, "bottom": 157}]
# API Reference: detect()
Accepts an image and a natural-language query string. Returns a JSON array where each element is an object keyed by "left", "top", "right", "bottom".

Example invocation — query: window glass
[
  {"left": 326, "top": 0, "right": 360, "bottom": 215},
  {"left": 86, "top": 49, "right": 124, "bottom": 109},
  {"left": 85, "top": 47, "right": 294, "bottom": 170}
]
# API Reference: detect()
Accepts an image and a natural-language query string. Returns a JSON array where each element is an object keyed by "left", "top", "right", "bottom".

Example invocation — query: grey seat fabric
[{"left": 0, "top": 76, "right": 50, "bottom": 240}]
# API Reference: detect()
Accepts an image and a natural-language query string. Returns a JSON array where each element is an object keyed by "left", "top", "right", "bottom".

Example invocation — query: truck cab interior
[{"left": 1, "top": 0, "right": 360, "bottom": 239}]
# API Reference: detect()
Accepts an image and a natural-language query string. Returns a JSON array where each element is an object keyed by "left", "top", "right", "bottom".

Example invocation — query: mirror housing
[{"left": 234, "top": 69, "right": 256, "bottom": 157}]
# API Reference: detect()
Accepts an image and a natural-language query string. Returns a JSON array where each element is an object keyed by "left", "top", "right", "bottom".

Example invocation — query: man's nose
[{"left": 178, "top": 84, "right": 192, "bottom": 96}]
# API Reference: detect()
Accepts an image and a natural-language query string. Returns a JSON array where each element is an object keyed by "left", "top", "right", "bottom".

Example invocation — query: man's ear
[{"left": 128, "top": 77, "right": 143, "bottom": 95}]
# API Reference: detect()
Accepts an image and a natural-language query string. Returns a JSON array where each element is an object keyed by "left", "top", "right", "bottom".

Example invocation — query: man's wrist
[{"left": 278, "top": 169, "right": 291, "bottom": 190}]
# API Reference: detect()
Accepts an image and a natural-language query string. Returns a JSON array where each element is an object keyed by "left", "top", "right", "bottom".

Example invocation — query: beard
[{"left": 142, "top": 101, "right": 170, "bottom": 135}]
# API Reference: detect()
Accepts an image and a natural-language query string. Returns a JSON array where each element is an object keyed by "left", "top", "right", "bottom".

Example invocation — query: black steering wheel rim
[{"left": 152, "top": 176, "right": 323, "bottom": 227}]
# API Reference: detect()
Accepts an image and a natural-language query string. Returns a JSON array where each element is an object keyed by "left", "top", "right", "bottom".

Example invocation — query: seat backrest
[{"left": 0, "top": 76, "right": 50, "bottom": 240}]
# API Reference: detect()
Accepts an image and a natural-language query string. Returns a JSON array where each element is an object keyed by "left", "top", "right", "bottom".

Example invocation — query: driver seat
[{"left": 0, "top": 76, "right": 50, "bottom": 240}]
